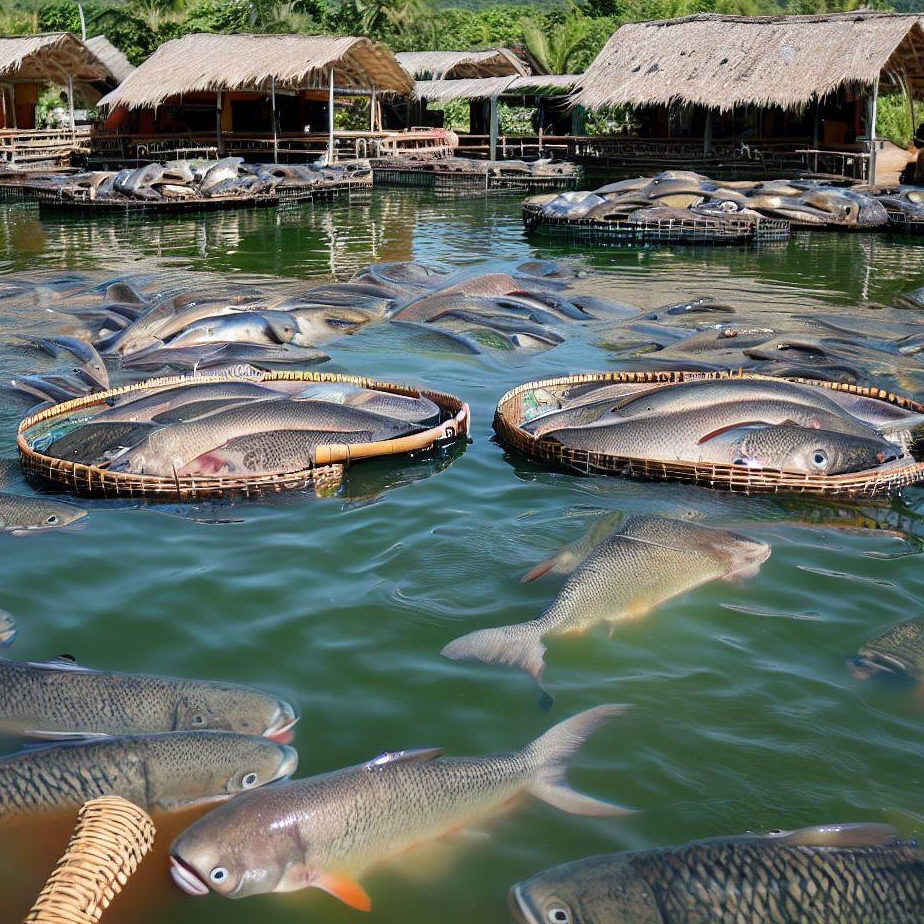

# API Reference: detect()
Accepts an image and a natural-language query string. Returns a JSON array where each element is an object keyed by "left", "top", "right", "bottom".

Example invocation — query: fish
[
  {"left": 169, "top": 705, "right": 631, "bottom": 907},
  {"left": 109, "top": 399, "right": 421, "bottom": 476},
  {"left": 0, "top": 655, "right": 298, "bottom": 741},
  {"left": 45, "top": 421, "right": 157, "bottom": 465},
  {"left": 0, "top": 731, "right": 297, "bottom": 819},
  {"left": 847, "top": 616, "right": 924, "bottom": 684},
  {"left": 542, "top": 403, "right": 901, "bottom": 472},
  {"left": 0, "top": 492, "right": 87, "bottom": 535},
  {"left": 509, "top": 823, "right": 923, "bottom": 924},
  {"left": 442, "top": 516, "right": 768, "bottom": 681},
  {"left": 166, "top": 312, "right": 299, "bottom": 349},
  {"left": 178, "top": 428, "right": 373, "bottom": 475}
]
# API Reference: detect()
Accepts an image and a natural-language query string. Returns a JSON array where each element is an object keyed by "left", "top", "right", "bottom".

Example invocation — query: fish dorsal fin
[
  {"left": 364, "top": 748, "right": 444, "bottom": 770},
  {"left": 772, "top": 823, "right": 898, "bottom": 847},
  {"left": 26, "top": 655, "right": 92, "bottom": 673}
]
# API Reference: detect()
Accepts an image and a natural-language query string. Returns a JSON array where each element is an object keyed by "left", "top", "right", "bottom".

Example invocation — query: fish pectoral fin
[
  {"left": 22, "top": 729, "right": 110, "bottom": 743},
  {"left": 772, "top": 823, "right": 898, "bottom": 847},
  {"left": 313, "top": 872, "right": 372, "bottom": 911},
  {"left": 364, "top": 747, "right": 444, "bottom": 770}
]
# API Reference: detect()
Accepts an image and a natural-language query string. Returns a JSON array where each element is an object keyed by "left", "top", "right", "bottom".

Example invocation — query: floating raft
[
  {"left": 28, "top": 173, "right": 372, "bottom": 216},
  {"left": 522, "top": 202, "right": 790, "bottom": 247},
  {"left": 18, "top": 370, "right": 470, "bottom": 501},
  {"left": 372, "top": 158, "right": 579, "bottom": 196},
  {"left": 494, "top": 370, "right": 924, "bottom": 497}
]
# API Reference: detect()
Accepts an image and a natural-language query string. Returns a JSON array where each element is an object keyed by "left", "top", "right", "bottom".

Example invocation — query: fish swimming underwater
[
  {"left": 442, "top": 516, "right": 769, "bottom": 681},
  {"left": 509, "top": 823, "right": 924, "bottom": 924},
  {"left": 170, "top": 705, "right": 630, "bottom": 908},
  {"left": 0, "top": 655, "right": 298, "bottom": 741},
  {"left": 0, "top": 731, "right": 297, "bottom": 819}
]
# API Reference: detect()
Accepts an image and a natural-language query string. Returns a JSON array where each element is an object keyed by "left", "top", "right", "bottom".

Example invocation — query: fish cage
[
  {"left": 494, "top": 370, "right": 924, "bottom": 498},
  {"left": 433, "top": 169, "right": 578, "bottom": 198},
  {"left": 18, "top": 370, "right": 470, "bottom": 502},
  {"left": 521, "top": 202, "right": 791, "bottom": 246},
  {"left": 24, "top": 174, "right": 371, "bottom": 216}
]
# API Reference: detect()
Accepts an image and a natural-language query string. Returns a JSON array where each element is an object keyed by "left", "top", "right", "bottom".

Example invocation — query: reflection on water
[{"left": 0, "top": 190, "right": 924, "bottom": 924}]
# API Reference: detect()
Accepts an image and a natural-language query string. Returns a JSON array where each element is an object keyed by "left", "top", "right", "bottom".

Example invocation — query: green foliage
[{"left": 877, "top": 91, "right": 913, "bottom": 150}]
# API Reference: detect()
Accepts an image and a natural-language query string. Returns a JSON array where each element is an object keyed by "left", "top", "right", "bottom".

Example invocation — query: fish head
[
  {"left": 146, "top": 731, "right": 297, "bottom": 811},
  {"left": 510, "top": 855, "right": 660, "bottom": 924},
  {"left": 170, "top": 790, "right": 297, "bottom": 898},
  {"left": 0, "top": 500, "right": 88, "bottom": 535},
  {"left": 173, "top": 687, "right": 299, "bottom": 742}
]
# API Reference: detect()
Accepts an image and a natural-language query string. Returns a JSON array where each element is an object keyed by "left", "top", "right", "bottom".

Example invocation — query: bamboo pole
[
  {"left": 327, "top": 66, "right": 335, "bottom": 164},
  {"left": 271, "top": 75, "right": 278, "bottom": 163}
]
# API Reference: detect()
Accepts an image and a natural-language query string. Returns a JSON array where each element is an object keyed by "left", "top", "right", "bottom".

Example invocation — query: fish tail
[
  {"left": 440, "top": 622, "right": 547, "bottom": 681},
  {"left": 526, "top": 705, "right": 633, "bottom": 816}
]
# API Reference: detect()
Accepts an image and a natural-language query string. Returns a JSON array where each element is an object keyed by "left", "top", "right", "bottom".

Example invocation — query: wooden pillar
[
  {"left": 66, "top": 76, "right": 75, "bottom": 140},
  {"left": 270, "top": 75, "right": 278, "bottom": 163},
  {"left": 327, "top": 66, "right": 335, "bottom": 164},
  {"left": 216, "top": 90, "right": 225, "bottom": 156},
  {"left": 488, "top": 94, "right": 498, "bottom": 161},
  {"left": 867, "top": 82, "right": 879, "bottom": 185}
]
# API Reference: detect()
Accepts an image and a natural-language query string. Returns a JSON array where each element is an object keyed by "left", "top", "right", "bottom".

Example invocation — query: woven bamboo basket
[
  {"left": 24, "top": 796, "right": 155, "bottom": 924},
  {"left": 493, "top": 370, "right": 924, "bottom": 497},
  {"left": 18, "top": 371, "right": 470, "bottom": 501}
]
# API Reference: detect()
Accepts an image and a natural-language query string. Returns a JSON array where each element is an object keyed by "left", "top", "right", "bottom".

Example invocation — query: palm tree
[{"left": 521, "top": 5, "right": 595, "bottom": 75}]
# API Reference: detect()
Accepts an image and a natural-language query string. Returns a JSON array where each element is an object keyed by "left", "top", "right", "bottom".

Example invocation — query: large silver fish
[
  {"left": 0, "top": 731, "right": 297, "bottom": 819},
  {"left": 0, "top": 492, "right": 87, "bottom": 535},
  {"left": 443, "top": 516, "right": 769, "bottom": 681},
  {"left": 169, "top": 705, "right": 630, "bottom": 908},
  {"left": 109, "top": 399, "right": 419, "bottom": 476},
  {"left": 0, "top": 655, "right": 298, "bottom": 741},
  {"left": 509, "top": 823, "right": 923, "bottom": 924}
]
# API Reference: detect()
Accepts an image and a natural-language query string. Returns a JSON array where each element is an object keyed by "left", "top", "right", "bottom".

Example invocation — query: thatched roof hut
[
  {"left": 99, "top": 33, "right": 412, "bottom": 110},
  {"left": 0, "top": 32, "right": 115, "bottom": 84},
  {"left": 575, "top": 11, "right": 924, "bottom": 112},
  {"left": 415, "top": 74, "right": 580, "bottom": 101},
  {"left": 397, "top": 49, "right": 529, "bottom": 80},
  {"left": 85, "top": 36, "right": 134, "bottom": 85}
]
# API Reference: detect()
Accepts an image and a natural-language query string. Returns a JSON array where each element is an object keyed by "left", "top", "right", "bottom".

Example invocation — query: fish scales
[{"left": 634, "top": 842, "right": 924, "bottom": 923}]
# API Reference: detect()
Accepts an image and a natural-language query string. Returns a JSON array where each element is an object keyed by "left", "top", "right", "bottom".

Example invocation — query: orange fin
[{"left": 314, "top": 872, "right": 371, "bottom": 912}]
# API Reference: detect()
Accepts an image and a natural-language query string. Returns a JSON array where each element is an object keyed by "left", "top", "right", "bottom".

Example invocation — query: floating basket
[
  {"left": 24, "top": 796, "right": 155, "bottom": 924},
  {"left": 18, "top": 370, "right": 470, "bottom": 501},
  {"left": 494, "top": 370, "right": 924, "bottom": 497},
  {"left": 522, "top": 202, "right": 790, "bottom": 246}
]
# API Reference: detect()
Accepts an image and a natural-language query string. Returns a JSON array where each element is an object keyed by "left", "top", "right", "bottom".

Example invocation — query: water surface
[{"left": 0, "top": 189, "right": 922, "bottom": 923}]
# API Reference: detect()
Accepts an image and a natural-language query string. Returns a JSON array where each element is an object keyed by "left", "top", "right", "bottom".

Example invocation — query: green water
[{"left": 0, "top": 189, "right": 923, "bottom": 923}]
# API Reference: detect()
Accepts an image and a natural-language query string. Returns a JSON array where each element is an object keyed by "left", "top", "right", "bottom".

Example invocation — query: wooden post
[
  {"left": 216, "top": 90, "right": 225, "bottom": 156},
  {"left": 66, "top": 75, "right": 75, "bottom": 141},
  {"left": 270, "top": 75, "right": 278, "bottom": 163},
  {"left": 488, "top": 94, "right": 498, "bottom": 161},
  {"left": 327, "top": 66, "right": 335, "bottom": 164},
  {"left": 867, "top": 82, "right": 879, "bottom": 185}
]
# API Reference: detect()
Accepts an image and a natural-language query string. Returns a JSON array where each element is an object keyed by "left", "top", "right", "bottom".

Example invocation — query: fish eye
[
  {"left": 242, "top": 772, "right": 259, "bottom": 788},
  {"left": 209, "top": 867, "right": 228, "bottom": 884},
  {"left": 810, "top": 449, "right": 829, "bottom": 469},
  {"left": 546, "top": 903, "right": 571, "bottom": 924},
  {"left": 45, "top": 515, "right": 59, "bottom": 525}
]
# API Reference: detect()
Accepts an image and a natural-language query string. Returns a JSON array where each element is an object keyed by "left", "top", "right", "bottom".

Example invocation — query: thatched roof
[
  {"left": 85, "top": 35, "right": 134, "bottom": 84},
  {"left": 397, "top": 49, "right": 529, "bottom": 80},
  {"left": 99, "top": 33, "right": 412, "bottom": 110},
  {"left": 575, "top": 11, "right": 924, "bottom": 113},
  {"left": 415, "top": 73, "right": 580, "bottom": 102},
  {"left": 0, "top": 32, "right": 115, "bottom": 83}
]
